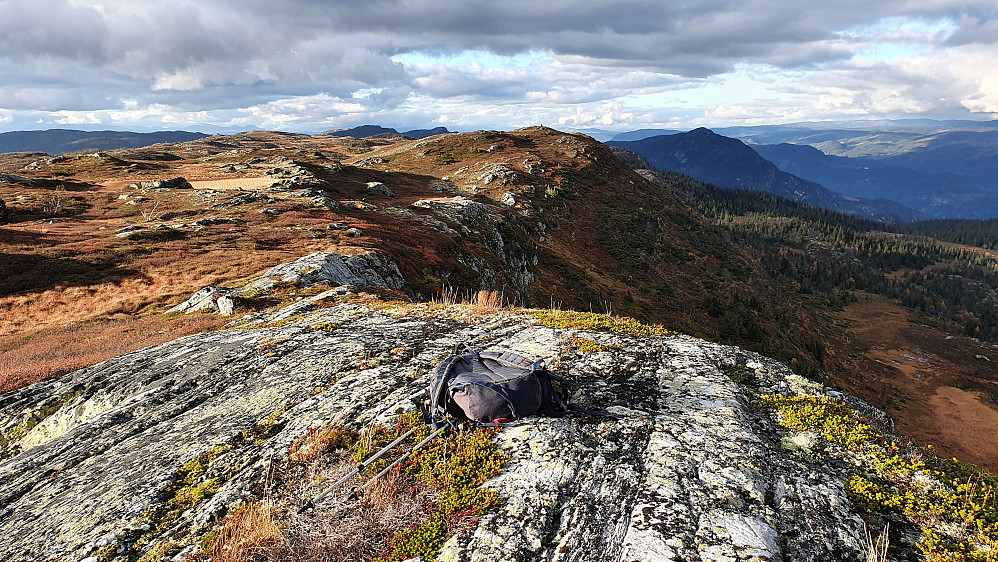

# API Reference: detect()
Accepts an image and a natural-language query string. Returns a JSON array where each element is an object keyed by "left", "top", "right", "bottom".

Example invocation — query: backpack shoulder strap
[{"left": 428, "top": 353, "right": 467, "bottom": 427}]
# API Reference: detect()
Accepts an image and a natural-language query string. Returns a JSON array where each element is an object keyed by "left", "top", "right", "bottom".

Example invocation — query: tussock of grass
[
  {"left": 201, "top": 502, "right": 284, "bottom": 562},
  {"left": 288, "top": 426, "right": 358, "bottom": 464}
]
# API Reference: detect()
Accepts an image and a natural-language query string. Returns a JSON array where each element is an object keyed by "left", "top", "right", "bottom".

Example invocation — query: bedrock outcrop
[{"left": 1, "top": 300, "right": 880, "bottom": 561}]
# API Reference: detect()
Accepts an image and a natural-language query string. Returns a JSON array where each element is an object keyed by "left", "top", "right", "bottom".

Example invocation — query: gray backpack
[{"left": 427, "top": 343, "right": 609, "bottom": 427}]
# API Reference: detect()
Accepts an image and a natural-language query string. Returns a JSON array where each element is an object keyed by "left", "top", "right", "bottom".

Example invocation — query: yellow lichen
[
  {"left": 762, "top": 394, "right": 998, "bottom": 560},
  {"left": 529, "top": 309, "right": 673, "bottom": 337},
  {"left": 572, "top": 337, "right": 623, "bottom": 353}
]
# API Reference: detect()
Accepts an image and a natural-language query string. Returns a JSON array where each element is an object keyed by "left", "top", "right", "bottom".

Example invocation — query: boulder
[
  {"left": 0, "top": 173, "right": 35, "bottom": 186},
  {"left": 216, "top": 295, "right": 235, "bottom": 316},
  {"left": 192, "top": 217, "right": 239, "bottom": 227},
  {"left": 365, "top": 181, "right": 395, "bottom": 197},
  {"left": 263, "top": 251, "right": 404, "bottom": 290},
  {"left": 128, "top": 177, "right": 193, "bottom": 191},
  {"left": 412, "top": 196, "right": 488, "bottom": 219},
  {"left": 165, "top": 251, "right": 404, "bottom": 317},
  {"left": 114, "top": 229, "right": 153, "bottom": 238},
  {"left": 164, "top": 286, "right": 231, "bottom": 314}
]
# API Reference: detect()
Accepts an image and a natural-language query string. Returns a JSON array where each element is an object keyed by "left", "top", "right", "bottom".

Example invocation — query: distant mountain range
[
  {"left": 318, "top": 125, "right": 452, "bottom": 139},
  {"left": 0, "top": 125, "right": 456, "bottom": 156},
  {"left": 0, "top": 129, "right": 208, "bottom": 155},
  {"left": 609, "top": 119, "right": 998, "bottom": 144},
  {"left": 750, "top": 143, "right": 992, "bottom": 219},
  {"left": 609, "top": 128, "right": 682, "bottom": 142},
  {"left": 608, "top": 120, "right": 998, "bottom": 219},
  {"left": 609, "top": 128, "right": 924, "bottom": 222}
]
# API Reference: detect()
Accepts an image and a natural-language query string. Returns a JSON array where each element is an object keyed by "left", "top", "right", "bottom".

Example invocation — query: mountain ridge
[
  {"left": 318, "top": 124, "right": 452, "bottom": 139},
  {"left": 608, "top": 128, "right": 924, "bottom": 222},
  {"left": 0, "top": 129, "right": 209, "bottom": 155}
]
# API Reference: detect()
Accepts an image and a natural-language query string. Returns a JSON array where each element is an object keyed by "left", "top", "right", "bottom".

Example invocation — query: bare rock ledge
[{"left": 1, "top": 302, "right": 877, "bottom": 561}]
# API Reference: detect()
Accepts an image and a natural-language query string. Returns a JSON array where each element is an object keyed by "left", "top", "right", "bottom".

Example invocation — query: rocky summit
[{"left": 2, "top": 286, "right": 908, "bottom": 562}]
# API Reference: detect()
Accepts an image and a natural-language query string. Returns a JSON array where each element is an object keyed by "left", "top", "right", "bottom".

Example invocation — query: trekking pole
[
  {"left": 299, "top": 426, "right": 416, "bottom": 513},
  {"left": 357, "top": 425, "right": 447, "bottom": 493}
]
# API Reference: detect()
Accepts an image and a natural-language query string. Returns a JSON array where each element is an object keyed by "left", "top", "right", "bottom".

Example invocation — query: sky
[{"left": 1, "top": 1, "right": 997, "bottom": 134}]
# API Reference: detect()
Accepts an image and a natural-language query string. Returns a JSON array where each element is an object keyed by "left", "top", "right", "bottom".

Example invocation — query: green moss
[
  {"left": 311, "top": 322, "right": 340, "bottom": 331},
  {"left": 124, "top": 444, "right": 235, "bottom": 558},
  {"left": 198, "top": 528, "right": 220, "bottom": 552},
  {"left": 176, "top": 445, "right": 231, "bottom": 486},
  {"left": 134, "top": 540, "right": 171, "bottom": 562},
  {"left": 170, "top": 479, "right": 221, "bottom": 511},
  {"left": 721, "top": 365, "right": 750, "bottom": 383},
  {"left": 238, "top": 409, "right": 286, "bottom": 445},
  {"left": 94, "top": 542, "right": 120, "bottom": 560},
  {"left": 383, "top": 514, "right": 448, "bottom": 561},
  {"left": 121, "top": 407, "right": 295, "bottom": 560},
  {"left": 529, "top": 309, "right": 674, "bottom": 337},
  {"left": 262, "top": 313, "right": 307, "bottom": 329}
]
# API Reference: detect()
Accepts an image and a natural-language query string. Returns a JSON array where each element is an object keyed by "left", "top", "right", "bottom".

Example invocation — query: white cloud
[
  {"left": 557, "top": 104, "right": 634, "bottom": 127},
  {"left": 153, "top": 70, "right": 207, "bottom": 92},
  {"left": 54, "top": 111, "right": 103, "bottom": 125}
]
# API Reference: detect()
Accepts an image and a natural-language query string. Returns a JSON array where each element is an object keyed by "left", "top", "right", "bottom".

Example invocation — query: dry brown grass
[
  {"left": 0, "top": 133, "right": 408, "bottom": 394},
  {"left": 279, "top": 461, "right": 433, "bottom": 561},
  {"left": 208, "top": 452, "right": 433, "bottom": 562},
  {"left": 0, "top": 212, "right": 332, "bottom": 392},
  {"left": 207, "top": 502, "right": 284, "bottom": 562},
  {"left": 468, "top": 290, "right": 503, "bottom": 313},
  {"left": 288, "top": 427, "right": 358, "bottom": 465},
  {"left": 864, "top": 523, "right": 890, "bottom": 562},
  {"left": 0, "top": 313, "right": 229, "bottom": 393}
]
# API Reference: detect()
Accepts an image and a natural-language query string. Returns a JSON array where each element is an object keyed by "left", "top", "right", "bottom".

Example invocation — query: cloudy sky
[{"left": 1, "top": 0, "right": 996, "bottom": 133}]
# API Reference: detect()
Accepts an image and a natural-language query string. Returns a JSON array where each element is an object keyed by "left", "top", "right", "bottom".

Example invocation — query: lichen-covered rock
[
  {"left": 0, "top": 301, "right": 884, "bottom": 561},
  {"left": 166, "top": 251, "right": 405, "bottom": 315},
  {"left": 412, "top": 197, "right": 535, "bottom": 291},
  {"left": 413, "top": 196, "right": 488, "bottom": 219},
  {"left": 216, "top": 295, "right": 235, "bottom": 316},
  {"left": 0, "top": 173, "right": 35, "bottom": 186},
  {"left": 263, "top": 251, "right": 404, "bottom": 290},
  {"left": 366, "top": 181, "right": 395, "bottom": 197},
  {"left": 127, "top": 177, "right": 193, "bottom": 191},
  {"left": 165, "top": 285, "right": 232, "bottom": 314}
]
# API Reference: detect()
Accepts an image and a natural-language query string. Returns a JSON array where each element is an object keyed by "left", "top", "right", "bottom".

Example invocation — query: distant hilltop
[
  {"left": 317, "top": 124, "right": 451, "bottom": 139},
  {"left": 0, "top": 129, "right": 209, "bottom": 155}
]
